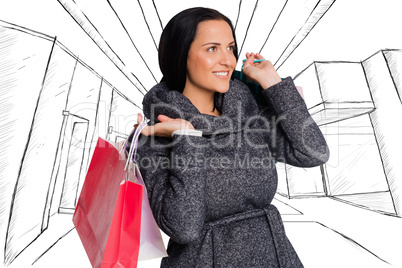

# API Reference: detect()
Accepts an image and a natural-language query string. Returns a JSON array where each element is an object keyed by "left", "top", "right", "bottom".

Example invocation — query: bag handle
[{"left": 125, "top": 121, "right": 147, "bottom": 171}]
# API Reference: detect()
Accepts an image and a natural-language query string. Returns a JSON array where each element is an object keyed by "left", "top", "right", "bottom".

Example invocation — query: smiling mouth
[{"left": 213, "top": 71, "right": 229, "bottom": 78}]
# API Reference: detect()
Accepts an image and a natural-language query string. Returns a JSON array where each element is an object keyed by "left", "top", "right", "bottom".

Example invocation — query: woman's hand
[
  {"left": 242, "top": 52, "right": 282, "bottom": 89},
  {"left": 134, "top": 113, "right": 195, "bottom": 138}
]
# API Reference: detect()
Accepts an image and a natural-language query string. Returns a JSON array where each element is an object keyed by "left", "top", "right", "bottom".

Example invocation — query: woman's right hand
[
  {"left": 134, "top": 113, "right": 195, "bottom": 138},
  {"left": 242, "top": 52, "right": 282, "bottom": 89}
]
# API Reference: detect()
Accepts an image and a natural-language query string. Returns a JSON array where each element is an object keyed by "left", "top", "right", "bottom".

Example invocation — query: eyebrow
[{"left": 202, "top": 41, "right": 236, "bottom": 46}]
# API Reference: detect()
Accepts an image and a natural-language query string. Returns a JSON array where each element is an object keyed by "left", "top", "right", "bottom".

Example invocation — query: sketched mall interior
[{"left": 0, "top": 0, "right": 401, "bottom": 267}]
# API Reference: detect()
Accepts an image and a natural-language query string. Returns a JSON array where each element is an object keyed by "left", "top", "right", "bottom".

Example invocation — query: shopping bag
[
  {"left": 73, "top": 122, "right": 167, "bottom": 268},
  {"left": 135, "top": 157, "right": 168, "bottom": 261},
  {"left": 126, "top": 123, "right": 168, "bottom": 261},
  {"left": 72, "top": 137, "right": 142, "bottom": 268}
]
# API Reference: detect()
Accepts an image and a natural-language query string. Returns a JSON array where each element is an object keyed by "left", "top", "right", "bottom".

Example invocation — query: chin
[{"left": 214, "top": 83, "right": 230, "bottom": 93}]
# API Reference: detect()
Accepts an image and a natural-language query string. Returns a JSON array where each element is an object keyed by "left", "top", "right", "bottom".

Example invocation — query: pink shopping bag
[{"left": 73, "top": 122, "right": 167, "bottom": 267}]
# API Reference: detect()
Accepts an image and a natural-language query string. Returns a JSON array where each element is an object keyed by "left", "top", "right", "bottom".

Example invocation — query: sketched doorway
[
  {"left": 58, "top": 120, "right": 89, "bottom": 214},
  {"left": 42, "top": 111, "right": 90, "bottom": 228}
]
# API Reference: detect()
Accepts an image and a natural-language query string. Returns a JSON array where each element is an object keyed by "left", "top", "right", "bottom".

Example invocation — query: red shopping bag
[{"left": 73, "top": 137, "right": 143, "bottom": 268}]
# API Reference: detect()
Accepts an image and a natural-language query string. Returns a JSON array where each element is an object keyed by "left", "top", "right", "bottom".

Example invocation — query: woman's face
[{"left": 185, "top": 19, "right": 237, "bottom": 94}]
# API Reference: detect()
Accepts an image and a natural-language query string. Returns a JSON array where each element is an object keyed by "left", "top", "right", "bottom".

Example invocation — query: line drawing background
[{"left": 0, "top": 0, "right": 401, "bottom": 267}]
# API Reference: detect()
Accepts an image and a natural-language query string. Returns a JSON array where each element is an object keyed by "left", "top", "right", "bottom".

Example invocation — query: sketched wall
[
  {"left": 270, "top": 0, "right": 402, "bottom": 218},
  {"left": 363, "top": 50, "right": 402, "bottom": 215},
  {"left": 107, "top": 91, "right": 142, "bottom": 143},
  {"left": 0, "top": 27, "right": 50, "bottom": 265},
  {"left": 0, "top": 22, "right": 139, "bottom": 265},
  {"left": 277, "top": 54, "right": 402, "bottom": 216},
  {"left": 0, "top": 1, "right": 144, "bottom": 105},
  {"left": 52, "top": 50, "right": 103, "bottom": 216}
]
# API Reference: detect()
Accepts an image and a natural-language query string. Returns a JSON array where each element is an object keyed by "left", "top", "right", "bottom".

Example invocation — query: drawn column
[{"left": 363, "top": 49, "right": 402, "bottom": 216}]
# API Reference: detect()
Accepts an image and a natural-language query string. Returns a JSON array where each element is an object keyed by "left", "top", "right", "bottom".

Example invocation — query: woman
[{"left": 134, "top": 7, "right": 329, "bottom": 268}]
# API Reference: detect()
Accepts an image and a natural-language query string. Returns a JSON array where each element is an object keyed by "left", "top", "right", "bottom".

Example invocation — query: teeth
[{"left": 213, "top": 72, "right": 228, "bottom": 76}]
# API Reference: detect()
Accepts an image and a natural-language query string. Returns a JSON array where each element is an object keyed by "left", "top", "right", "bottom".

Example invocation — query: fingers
[
  {"left": 254, "top": 53, "right": 265, "bottom": 60},
  {"left": 158, "top": 114, "right": 171, "bottom": 122},
  {"left": 140, "top": 125, "right": 151, "bottom": 136},
  {"left": 136, "top": 113, "right": 171, "bottom": 125},
  {"left": 246, "top": 52, "right": 264, "bottom": 59},
  {"left": 245, "top": 52, "right": 265, "bottom": 61},
  {"left": 242, "top": 52, "right": 278, "bottom": 87},
  {"left": 244, "top": 52, "right": 266, "bottom": 69},
  {"left": 134, "top": 113, "right": 143, "bottom": 127},
  {"left": 244, "top": 53, "right": 256, "bottom": 68},
  {"left": 133, "top": 114, "right": 173, "bottom": 137}
]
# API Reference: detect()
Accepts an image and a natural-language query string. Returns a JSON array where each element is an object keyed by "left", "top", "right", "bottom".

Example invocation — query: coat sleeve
[
  {"left": 256, "top": 76, "right": 330, "bottom": 167},
  {"left": 135, "top": 133, "right": 208, "bottom": 244}
]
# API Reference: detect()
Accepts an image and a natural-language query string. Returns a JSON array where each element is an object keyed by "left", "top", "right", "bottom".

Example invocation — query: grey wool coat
[{"left": 135, "top": 77, "right": 329, "bottom": 267}]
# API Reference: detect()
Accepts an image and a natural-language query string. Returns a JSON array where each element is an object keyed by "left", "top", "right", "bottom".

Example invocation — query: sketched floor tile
[
  {"left": 333, "top": 191, "right": 395, "bottom": 215},
  {"left": 272, "top": 197, "right": 303, "bottom": 215},
  {"left": 31, "top": 228, "right": 91, "bottom": 268},
  {"left": 284, "top": 221, "right": 391, "bottom": 268}
]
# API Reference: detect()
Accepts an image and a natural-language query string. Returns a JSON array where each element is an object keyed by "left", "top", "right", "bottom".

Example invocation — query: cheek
[
  {"left": 186, "top": 56, "right": 199, "bottom": 77},
  {"left": 200, "top": 57, "right": 215, "bottom": 71},
  {"left": 188, "top": 54, "right": 207, "bottom": 70}
]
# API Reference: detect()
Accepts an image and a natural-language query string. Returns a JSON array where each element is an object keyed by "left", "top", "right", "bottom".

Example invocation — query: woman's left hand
[
  {"left": 242, "top": 52, "right": 282, "bottom": 89},
  {"left": 134, "top": 113, "right": 195, "bottom": 138}
]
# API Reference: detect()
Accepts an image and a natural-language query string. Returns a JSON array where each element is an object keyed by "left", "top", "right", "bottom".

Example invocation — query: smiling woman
[
  {"left": 184, "top": 20, "right": 237, "bottom": 116},
  {"left": 158, "top": 7, "right": 239, "bottom": 95},
  {"left": 131, "top": 6, "right": 329, "bottom": 268}
]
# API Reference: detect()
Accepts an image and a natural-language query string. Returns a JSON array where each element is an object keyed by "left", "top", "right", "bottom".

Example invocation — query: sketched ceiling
[{"left": 58, "top": 0, "right": 335, "bottom": 94}]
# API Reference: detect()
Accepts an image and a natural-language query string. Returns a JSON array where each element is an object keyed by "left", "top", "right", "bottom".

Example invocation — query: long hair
[{"left": 158, "top": 7, "right": 239, "bottom": 93}]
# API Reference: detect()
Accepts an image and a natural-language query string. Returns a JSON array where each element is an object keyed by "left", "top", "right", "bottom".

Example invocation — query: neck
[{"left": 182, "top": 86, "right": 219, "bottom": 116}]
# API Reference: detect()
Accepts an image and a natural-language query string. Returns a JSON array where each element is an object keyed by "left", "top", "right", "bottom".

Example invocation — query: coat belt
[{"left": 203, "top": 204, "right": 292, "bottom": 268}]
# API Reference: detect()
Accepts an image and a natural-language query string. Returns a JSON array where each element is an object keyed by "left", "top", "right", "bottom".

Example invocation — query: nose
[{"left": 219, "top": 50, "right": 233, "bottom": 67}]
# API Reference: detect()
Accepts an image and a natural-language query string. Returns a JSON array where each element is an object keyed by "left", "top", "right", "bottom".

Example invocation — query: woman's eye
[
  {"left": 227, "top": 46, "right": 235, "bottom": 51},
  {"left": 208, "top": 46, "right": 217, "bottom": 52}
]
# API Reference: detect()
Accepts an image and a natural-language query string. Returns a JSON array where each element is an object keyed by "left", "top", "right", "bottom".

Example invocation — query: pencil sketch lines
[
  {"left": 1, "top": 1, "right": 402, "bottom": 267},
  {"left": 317, "top": 221, "right": 390, "bottom": 265},
  {"left": 0, "top": 21, "right": 141, "bottom": 266},
  {"left": 107, "top": 0, "right": 158, "bottom": 83},
  {"left": 57, "top": 0, "right": 147, "bottom": 95},
  {"left": 237, "top": 0, "right": 259, "bottom": 57},
  {"left": 59, "top": 120, "right": 89, "bottom": 214},
  {"left": 284, "top": 49, "right": 402, "bottom": 218},
  {"left": 151, "top": 0, "right": 164, "bottom": 30},
  {"left": 4, "top": 34, "right": 56, "bottom": 265},
  {"left": 280, "top": 195, "right": 400, "bottom": 267},
  {"left": 275, "top": 0, "right": 336, "bottom": 69},
  {"left": 363, "top": 49, "right": 402, "bottom": 216},
  {"left": 233, "top": 0, "right": 242, "bottom": 31},
  {"left": 383, "top": 50, "right": 402, "bottom": 105},
  {"left": 258, "top": 0, "right": 288, "bottom": 54},
  {"left": 0, "top": 21, "right": 55, "bottom": 42},
  {"left": 31, "top": 227, "right": 75, "bottom": 266},
  {"left": 136, "top": 0, "right": 159, "bottom": 51}
]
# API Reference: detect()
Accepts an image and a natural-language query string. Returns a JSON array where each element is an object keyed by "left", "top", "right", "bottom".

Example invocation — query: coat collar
[{"left": 142, "top": 79, "right": 260, "bottom": 135}]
